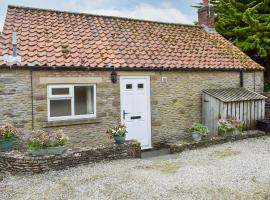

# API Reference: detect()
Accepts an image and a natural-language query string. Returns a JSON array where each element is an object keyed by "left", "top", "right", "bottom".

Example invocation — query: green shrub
[
  {"left": 0, "top": 124, "right": 18, "bottom": 140},
  {"left": 190, "top": 123, "right": 209, "bottom": 136},
  {"left": 26, "top": 129, "right": 69, "bottom": 150},
  {"left": 217, "top": 117, "right": 244, "bottom": 135},
  {"left": 264, "top": 77, "right": 270, "bottom": 92},
  {"left": 106, "top": 123, "right": 128, "bottom": 138}
]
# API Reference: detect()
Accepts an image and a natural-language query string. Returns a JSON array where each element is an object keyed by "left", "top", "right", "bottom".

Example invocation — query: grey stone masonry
[
  {"left": 0, "top": 68, "right": 264, "bottom": 149},
  {"left": 0, "top": 140, "right": 141, "bottom": 175},
  {"left": 0, "top": 69, "right": 32, "bottom": 130}
]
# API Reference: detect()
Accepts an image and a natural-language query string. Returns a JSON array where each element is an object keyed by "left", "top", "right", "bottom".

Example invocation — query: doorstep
[{"left": 141, "top": 148, "right": 177, "bottom": 161}]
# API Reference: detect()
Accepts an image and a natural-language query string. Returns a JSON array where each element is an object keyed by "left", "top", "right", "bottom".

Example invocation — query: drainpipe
[
  {"left": 30, "top": 69, "right": 34, "bottom": 130},
  {"left": 240, "top": 69, "right": 244, "bottom": 88},
  {"left": 253, "top": 71, "right": 256, "bottom": 92}
]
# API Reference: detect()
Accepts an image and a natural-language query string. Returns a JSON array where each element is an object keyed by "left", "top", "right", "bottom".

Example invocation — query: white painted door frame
[{"left": 120, "top": 76, "right": 152, "bottom": 149}]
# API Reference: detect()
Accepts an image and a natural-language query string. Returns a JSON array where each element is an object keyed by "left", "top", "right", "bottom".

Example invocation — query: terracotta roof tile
[{"left": 0, "top": 5, "right": 263, "bottom": 70}]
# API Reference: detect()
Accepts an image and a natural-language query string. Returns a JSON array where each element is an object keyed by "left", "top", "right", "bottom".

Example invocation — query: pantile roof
[{"left": 0, "top": 5, "right": 263, "bottom": 70}]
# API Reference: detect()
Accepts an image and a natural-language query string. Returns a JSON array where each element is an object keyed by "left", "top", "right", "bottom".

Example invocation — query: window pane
[
  {"left": 50, "top": 99, "right": 71, "bottom": 117},
  {"left": 138, "top": 84, "right": 144, "bottom": 89},
  {"left": 52, "top": 88, "right": 69, "bottom": 95},
  {"left": 74, "top": 86, "right": 94, "bottom": 115},
  {"left": 126, "top": 84, "right": 132, "bottom": 89}
]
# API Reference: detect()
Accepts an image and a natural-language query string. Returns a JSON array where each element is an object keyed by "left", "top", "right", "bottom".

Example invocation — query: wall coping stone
[{"left": 0, "top": 140, "right": 141, "bottom": 175}]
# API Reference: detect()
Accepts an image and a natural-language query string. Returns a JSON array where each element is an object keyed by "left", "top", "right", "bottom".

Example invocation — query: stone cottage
[{"left": 0, "top": 3, "right": 264, "bottom": 149}]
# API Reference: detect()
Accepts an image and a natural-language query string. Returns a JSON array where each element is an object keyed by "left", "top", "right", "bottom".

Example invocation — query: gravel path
[{"left": 1, "top": 137, "right": 270, "bottom": 200}]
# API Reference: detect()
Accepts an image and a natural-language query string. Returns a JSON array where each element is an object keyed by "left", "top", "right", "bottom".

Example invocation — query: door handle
[{"left": 123, "top": 110, "right": 130, "bottom": 120}]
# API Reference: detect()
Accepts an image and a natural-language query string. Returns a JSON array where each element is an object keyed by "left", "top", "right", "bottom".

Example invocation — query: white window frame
[{"left": 47, "top": 84, "right": 96, "bottom": 121}]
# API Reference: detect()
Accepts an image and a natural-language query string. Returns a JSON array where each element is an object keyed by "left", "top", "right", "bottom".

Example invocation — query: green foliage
[
  {"left": 0, "top": 124, "right": 17, "bottom": 140},
  {"left": 192, "top": 0, "right": 220, "bottom": 9},
  {"left": 26, "top": 129, "right": 69, "bottom": 150},
  {"left": 192, "top": 0, "right": 270, "bottom": 86},
  {"left": 190, "top": 123, "right": 209, "bottom": 136},
  {"left": 217, "top": 117, "right": 244, "bottom": 135},
  {"left": 106, "top": 123, "right": 127, "bottom": 138},
  {"left": 214, "top": 0, "right": 270, "bottom": 78},
  {"left": 264, "top": 76, "right": 270, "bottom": 91}
]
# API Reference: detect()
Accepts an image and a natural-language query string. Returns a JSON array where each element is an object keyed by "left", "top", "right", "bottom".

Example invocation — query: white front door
[{"left": 120, "top": 76, "right": 151, "bottom": 149}]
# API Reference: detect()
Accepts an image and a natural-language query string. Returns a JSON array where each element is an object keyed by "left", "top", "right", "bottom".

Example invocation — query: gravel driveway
[{"left": 1, "top": 136, "right": 270, "bottom": 200}]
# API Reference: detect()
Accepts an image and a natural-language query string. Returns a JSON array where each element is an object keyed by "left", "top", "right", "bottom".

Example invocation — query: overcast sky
[{"left": 0, "top": 0, "right": 201, "bottom": 31}]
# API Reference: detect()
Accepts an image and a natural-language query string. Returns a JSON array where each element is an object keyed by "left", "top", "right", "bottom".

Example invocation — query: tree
[
  {"left": 214, "top": 0, "right": 270, "bottom": 78},
  {"left": 193, "top": 0, "right": 270, "bottom": 88},
  {"left": 192, "top": 0, "right": 220, "bottom": 9}
]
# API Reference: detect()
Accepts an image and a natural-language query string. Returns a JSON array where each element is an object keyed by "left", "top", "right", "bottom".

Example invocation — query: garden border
[
  {"left": 169, "top": 130, "right": 267, "bottom": 153},
  {"left": 0, "top": 140, "right": 141, "bottom": 174}
]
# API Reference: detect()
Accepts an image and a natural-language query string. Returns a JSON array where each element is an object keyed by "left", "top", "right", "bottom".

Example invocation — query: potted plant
[
  {"left": 217, "top": 117, "right": 244, "bottom": 137},
  {"left": 217, "top": 119, "right": 230, "bottom": 136},
  {"left": 229, "top": 117, "right": 244, "bottom": 135},
  {"left": 26, "top": 129, "right": 69, "bottom": 156},
  {"left": 190, "top": 123, "right": 208, "bottom": 142},
  {"left": 106, "top": 123, "right": 127, "bottom": 144},
  {"left": 0, "top": 124, "right": 18, "bottom": 152}
]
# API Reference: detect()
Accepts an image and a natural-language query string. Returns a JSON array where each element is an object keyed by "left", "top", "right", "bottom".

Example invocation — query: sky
[{"left": 0, "top": 0, "right": 201, "bottom": 31}]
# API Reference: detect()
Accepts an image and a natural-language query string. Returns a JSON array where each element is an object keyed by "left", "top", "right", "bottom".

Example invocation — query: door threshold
[
  {"left": 141, "top": 146, "right": 153, "bottom": 151},
  {"left": 141, "top": 148, "right": 171, "bottom": 159}
]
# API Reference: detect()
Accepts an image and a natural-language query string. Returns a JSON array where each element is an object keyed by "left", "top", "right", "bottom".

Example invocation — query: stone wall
[
  {"left": 0, "top": 69, "right": 32, "bottom": 131},
  {"left": 32, "top": 70, "right": 119, "bottom": 148},
  {"left": 0, "top": 68, "right": 264, "bottom": 149},
  {"left": 0, "top": 140, "right": 141, "bottom": 174},
  {"left": 150, "top": 70, "right": 263, "bottom": 146},
  {"left": 243, "top": 71, "right": 264, "bottom": 93},
  {"left": 169, "top": 130, "right": 267, "bottom": 154}
]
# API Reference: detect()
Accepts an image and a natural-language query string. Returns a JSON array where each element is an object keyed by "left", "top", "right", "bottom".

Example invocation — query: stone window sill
[{"left": 43, "top": 118, "right": 101, "bottom": 128}]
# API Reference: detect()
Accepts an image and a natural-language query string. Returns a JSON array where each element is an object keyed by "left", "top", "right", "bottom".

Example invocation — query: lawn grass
[
  {"left": 208, "top": 180, "right": 270, "bottom": 200},
  {"left": 142, "top": 159, "right": 182, "bottom": 173},
  {"left": 209, "top": 147, "right": 240, "bottom": 159}
]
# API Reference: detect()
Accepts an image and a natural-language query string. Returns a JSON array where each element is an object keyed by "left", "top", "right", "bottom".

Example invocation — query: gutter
[
  {"left": 240, "top": 69, "right": 244, "bottom": 87},
  {"left": 0, "top": 64, "right": 264, "bottom": 72}
]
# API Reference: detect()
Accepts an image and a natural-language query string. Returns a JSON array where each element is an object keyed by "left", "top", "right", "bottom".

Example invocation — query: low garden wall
[
  {"left": 170, "top": 130, "right": 267, "bottom": 154},
  {"left": 0, "top": 140, "right": 141, "bottom": 174}
]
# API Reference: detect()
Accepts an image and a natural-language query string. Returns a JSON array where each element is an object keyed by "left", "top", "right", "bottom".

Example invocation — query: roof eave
[{"left": 0, "top": 64, "right": 264, "bottom": 72}]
